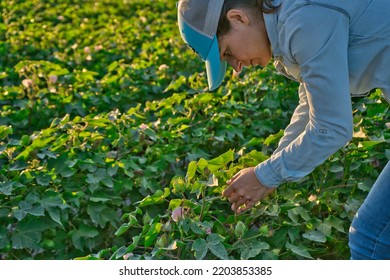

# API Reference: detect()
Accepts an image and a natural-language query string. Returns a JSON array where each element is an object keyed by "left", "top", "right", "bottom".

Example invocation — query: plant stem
[{"left": 199, "top": 186, "right": 206, "bottom": 222}]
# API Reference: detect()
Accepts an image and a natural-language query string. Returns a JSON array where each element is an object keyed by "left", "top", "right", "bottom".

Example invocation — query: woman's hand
[{"left": 222, "top": 167, "right": 275, "bottom": 214}]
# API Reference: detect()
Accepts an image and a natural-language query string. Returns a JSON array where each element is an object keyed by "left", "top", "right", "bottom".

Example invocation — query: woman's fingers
[
  {"left": 222, "top": 179, "right": 239, "bottom": 198},
  {"left": 232, "top": 196, "right": 248, "bottom": 210},
  {"left": 232, "top": 197, "right": 257, "bottom": 214},
  {"left": 223, "top": 170, "right": 245, "bottom": 198},
  {"left": 236, "top": 199, "right": 257, "bottom": 214},
  {"left": 226, "top": 170, "right": 242, "bottom": 186},
  {"left": 227, "top": 192, "right": 241, "bottom": 203}
]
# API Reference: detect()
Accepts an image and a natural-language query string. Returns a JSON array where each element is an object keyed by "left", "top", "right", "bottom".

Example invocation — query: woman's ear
[{"left": 226, "top": 9, "right": 250, "bottom": 26}]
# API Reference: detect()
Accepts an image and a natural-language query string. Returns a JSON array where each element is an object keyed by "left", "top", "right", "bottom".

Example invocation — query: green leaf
[
  {"left": 138, "top": 188, "right": 170, "bottom": 207},
  {"left": 385, "top": 149, "right": 390, "bottom": 160},
  {"left": 186, "top": 161, "right": 197, "bottom": 182},
  {"left": 107, "top": 61, "right": 119, "bottom": 72},
  {"left": 13, "top": 209, "right": 27, "bottom": 221},
  {"left": 115, "top": 224, "right": 131, "bottom": 237},
  {"left": 11, "top": 217, "right": 52, "bottom": 250},
  {"left": 115, "top": 215, "right": 138, "bottom": 236},
  {"left": 193, "top": 92, "right": 213, "bottom": 104},
  {"left": 27, "top": 205, "right": 45, "bottom": 217},
  {"left": 71, "top": 231, "right": 83, "bottom": 251},
  {"left": 207, "top": 149, "right": 234, "bottom": 172},
  {"left": 247, "top": 150, "right": 268, "bottom": 162},
  {"left": 13, "top": 201, "right": 44, "bottom": 221},
  {"left": 60, "top": 166, "right": 76, "bottom": 178},
  {"left": 317, "top": 222, "right": 332, "bottom": 236},
  {"left": 190, "top": 181, "right": 205, "bottom": 194},
  {"left": 16, "top": 136, "right": 56, "bottom": 160},
  {"left": 0, "top": 71, "right": 8, "bottom": 79},
  {"left": 36, "top": 174, "right": 51, "bottom": 186},
  {"left": 295, "top": 207, "right": 311, "bottom": 221},
  {"left": 178, "top": 219, "right": 190, "bottom": 235},
  {"left": 0, "top": 181, "right": 14, "bottom": 195},
  {"left": 0, "top": 226, "right": 9, "bottom": 249},
  {"left": 74, "top": 255, "right": 101, "bottom": 260},
  {"left": 142, "top": 127, "right": 157, "bottom": 141},
  {"left": 90, "top": 197, "right": 111, "bottom": 203},
  {"left": 288, "top": 206, "right": 310, "bottom": 223},
  {"left": 239, "top": 241, "right": 270, "bottom": 260},
  {"left": 0, "top": 207, "right": 10, "bottom": 218},
  {"left": 287, "top": 209, "right": 299, "bottom": 223},
  {"left": 41, "top": 191, "right": 66, "bottom": 208},
  {"left": 264, "top": 130, "right": 284, "bottom": 146},
  {"left": 190, "top": 222, "right": 205, "bottom": 235},
  {"left": 0, "top": 125, "right": 13, "bottom": 138},
  {"left": 302, "top": 230, "right": 326, "bottom": 243},
  {"left": 110, "top": 246, "right": 127, "bottom": 260},
  {"left": 329, "top": 164, "right": 344, "bottom": 173},
  {"left": 144, "top": 223, "right": 162, "bottom": 247},
  {"left": 168, "top": 199, "right": 183, "bottom": 210},
  {"left": 208, "top": 242, "right": 229, "bottom": 260},
  {"left": 244, "top": 137, "right": 263, "bottom": 147},
  {"left": 357, "top": 180, "right": 373, "bottom": 192},
  {"left": 288, "top": 227, "right": 300, "bottom": 243},
  {"left": 8, "top": 160, "right": 28, "bottom": 171},
  {"left": 360, "top": 140, "right": 385, "bottom": 149},
  {"left": 324, "top": 215, "right": 345, "bottom": 233},
  {"left": 101, "top": 177, "right": 113, "bottom": 188},
  {"left": 107, "top": 164, "right": 119, "bottom": 177},
  {"left": 192, "top": 238, "right": 208, "bottom": 260},
  {"left": 125, "top": 235, "right": 141, "bottom": 254},
  {"left": 197, "top": 158, "right": 208, "bottom": 171},
  {"left": 48, "top": 208, "right": 63, "bottom": 227},
  {"left": 207, "top": 233, "right": 225, "bottom": 245},
  {"left": 286, "top": 242, "right": 313, "bottom": 259},
  {"left": 87, "top": 203, "right": 118, "bottom": 228},
  {"left": 12, "top": 230, "right": 41, "bottom": 250},
  {"left": 78, "top": 224, "right": 99, "bottom": 238}
]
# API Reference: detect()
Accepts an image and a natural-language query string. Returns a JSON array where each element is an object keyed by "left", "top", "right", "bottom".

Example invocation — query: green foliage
[{"left": 1, "top": 0, "right": 389, "bottom": 260}]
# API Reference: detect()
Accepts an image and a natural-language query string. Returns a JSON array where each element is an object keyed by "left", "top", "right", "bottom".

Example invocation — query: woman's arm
[{"left": 255, "top": 5, "right": 353, "bottom": 187}]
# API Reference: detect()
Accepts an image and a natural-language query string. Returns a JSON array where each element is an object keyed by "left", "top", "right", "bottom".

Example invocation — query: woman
[{"left": 177, "top": 0, "right": 390, "bottom": 259}]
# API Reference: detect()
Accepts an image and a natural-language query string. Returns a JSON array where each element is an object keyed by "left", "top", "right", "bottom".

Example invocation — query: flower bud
[
  {"left": 22, "top": 79, "right": 33, "bottom": 88},
  {"left": 49, "top": 75, "right": 58, "bottom": 84},
  {"left": 171, "top": 207, "right": 184, "bottom": 222},
  {"left": 94, "top": 45, "right": 103, "bottom": 51}
]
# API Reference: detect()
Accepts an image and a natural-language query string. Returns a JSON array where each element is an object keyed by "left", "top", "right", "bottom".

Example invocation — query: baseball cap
[{"left": 177, "top": 0, "right": 227, "bottom": 91}]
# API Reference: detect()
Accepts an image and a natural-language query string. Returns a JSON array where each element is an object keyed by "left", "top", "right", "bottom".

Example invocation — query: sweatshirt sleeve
[
  {"left": 273, "top": 84, "right": 309, "bottom": 154},
  {"left": 255, "top": 5, "right": 353, "bottom": 188}
]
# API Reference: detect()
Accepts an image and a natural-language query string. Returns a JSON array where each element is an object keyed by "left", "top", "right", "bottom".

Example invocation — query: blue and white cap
[{"left": 177, "top": 0, "right": 227, "bottom": 91}]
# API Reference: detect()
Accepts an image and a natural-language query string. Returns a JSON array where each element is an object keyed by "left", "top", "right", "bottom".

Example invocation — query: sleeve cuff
[{"left": 254, "top": 160, "right": 283, "bottom": 188}]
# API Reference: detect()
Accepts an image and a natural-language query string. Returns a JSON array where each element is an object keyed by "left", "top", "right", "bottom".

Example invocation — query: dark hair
[{"left": 217, "top": 0, "right": 280, "bottom": 37}]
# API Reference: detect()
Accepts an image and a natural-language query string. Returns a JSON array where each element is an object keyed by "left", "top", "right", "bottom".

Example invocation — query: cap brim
[{"left": 205, "top": 36, "right": 227, "bottom": 91}]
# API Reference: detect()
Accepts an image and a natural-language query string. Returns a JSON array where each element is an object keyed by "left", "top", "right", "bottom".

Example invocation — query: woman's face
[{"left": 218, "top": 9, "right": 272, "bottom": 73}]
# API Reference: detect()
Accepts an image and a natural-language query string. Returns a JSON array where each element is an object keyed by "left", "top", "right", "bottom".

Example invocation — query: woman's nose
[{"left": 227, "top": 57, "right": 242, "bottom": 73}]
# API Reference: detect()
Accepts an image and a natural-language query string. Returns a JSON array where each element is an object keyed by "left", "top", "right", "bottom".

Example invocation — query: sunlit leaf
[
  {"left": 138, "top": 188, "right": 170, "bottom": 207},
  {"left": 144, "top": 223, "right": 162, "bottom": 247},
  {"left": 207, "top": 149, "right": 234, "bottom": 172},
  {"left": 186, "top": 161, "right": 197, "bottom": 182}
]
